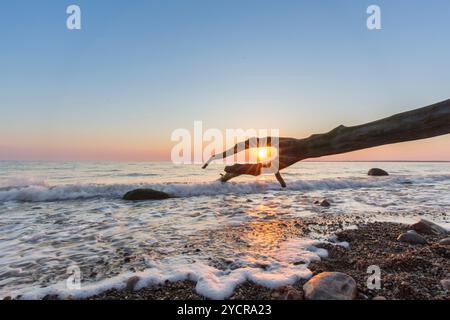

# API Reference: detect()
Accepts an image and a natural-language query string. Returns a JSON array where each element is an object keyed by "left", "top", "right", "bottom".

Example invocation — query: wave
[
  {"left": 0, "top": 177, "right": 48, "bottom": 189},
  {"left": 119, "top": 173, "right": 158, "bottom": 177},
  {"left": 0, "top": 174, "right": 449, "bottom": 203}
]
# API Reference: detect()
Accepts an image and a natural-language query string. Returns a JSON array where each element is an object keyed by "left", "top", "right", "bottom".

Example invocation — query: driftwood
[{"left": 203, "top": 98, "right": 450, "bottom": 186}]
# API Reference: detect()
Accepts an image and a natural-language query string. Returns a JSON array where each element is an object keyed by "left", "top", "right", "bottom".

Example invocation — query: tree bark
[{"left": 203, "top": 98, "right": 450, "bottom": 185}]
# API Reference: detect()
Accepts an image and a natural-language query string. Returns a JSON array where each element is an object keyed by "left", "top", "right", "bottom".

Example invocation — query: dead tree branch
[{"left": 203, "top": 99, "right": 450, "bottom": 186}]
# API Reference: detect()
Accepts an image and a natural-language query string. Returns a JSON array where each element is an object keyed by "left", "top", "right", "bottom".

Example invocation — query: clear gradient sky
[{"left": 1, "top": 0, "right": 449, "bottom": 161}]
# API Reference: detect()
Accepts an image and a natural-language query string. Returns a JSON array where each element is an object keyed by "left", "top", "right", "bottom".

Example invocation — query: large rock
[
  {"left": 397, "top": 231, "right": 427, "bottom": 245},
  {"left": 368, "top": 168, "right": 389, "bottom": 176},
  {"left": 123, "top": 189, "right": 171, "bottom": 201},
  {"left": 303, "top": 272, "right": 358, "bottom": 300},
  {"left": 410, "top": 219, "right": 448, "bottom": 236}
]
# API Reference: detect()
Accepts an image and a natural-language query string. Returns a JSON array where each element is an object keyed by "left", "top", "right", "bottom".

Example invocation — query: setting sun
[{"left": 257, "top": 147, "right": 271, "bottom": 161}]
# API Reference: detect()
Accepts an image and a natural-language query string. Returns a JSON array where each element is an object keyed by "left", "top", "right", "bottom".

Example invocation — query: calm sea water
[{"left": 0, "top": 161, "right": 449, "bottom": 299}]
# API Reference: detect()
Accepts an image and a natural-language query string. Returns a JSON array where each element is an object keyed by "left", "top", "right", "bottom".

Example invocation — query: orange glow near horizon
[{"left": 1, "top": 134, "right": 449, "bottom": 162}]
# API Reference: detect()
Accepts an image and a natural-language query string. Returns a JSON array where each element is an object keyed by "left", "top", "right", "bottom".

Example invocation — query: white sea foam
[
  {"left": 14, "top": 238, "right": 326, "bottom": 300},
  {"left": 1, "top": 174, "right": 449, "bottom": 203}
]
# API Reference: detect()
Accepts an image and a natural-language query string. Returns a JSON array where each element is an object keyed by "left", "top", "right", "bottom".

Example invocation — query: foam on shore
[{"left": 12, "top": 238, "right": 327, "bottom": 300}]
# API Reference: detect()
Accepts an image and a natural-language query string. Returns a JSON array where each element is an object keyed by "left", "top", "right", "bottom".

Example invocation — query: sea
[{"left": 0, "top": 161, "right": 449, "bottom": 299}]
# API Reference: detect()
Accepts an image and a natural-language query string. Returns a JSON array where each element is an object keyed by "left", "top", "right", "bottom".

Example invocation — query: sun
[{"left": 257, "top": 147, "right": 270, "bottom": 161}]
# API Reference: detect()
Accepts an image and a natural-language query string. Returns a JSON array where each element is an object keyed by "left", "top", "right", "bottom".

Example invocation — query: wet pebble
[
  {"left": 397, "top": 231, "right": 427, "bottom": 245},
  {"left": 126, "top": 276, "right": 140, "bottom": 291},
  {"left": 271, "top": 285, "right": 303, "bottom": 300},
  {"left": 440, "top": 279, "right": 450, "bottom": 291},
  {"left": 438, "top": 237, "right": 450, "bottom": 246}
]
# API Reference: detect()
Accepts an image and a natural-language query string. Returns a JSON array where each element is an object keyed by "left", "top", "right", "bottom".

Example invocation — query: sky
[{"left": 0, "top": 0, "right": 449, "bottom": 161}]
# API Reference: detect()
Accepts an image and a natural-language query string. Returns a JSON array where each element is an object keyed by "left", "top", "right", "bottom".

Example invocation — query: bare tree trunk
[{"left": 203, "top": 98, "right": 450, "bottom": 185}]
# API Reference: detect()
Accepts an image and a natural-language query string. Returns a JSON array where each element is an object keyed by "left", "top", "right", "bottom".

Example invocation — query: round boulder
[
  {"left": 368, "top": 168, "right": 389, "bottom": 176},
  {"left": 123, "top": 189, "right": 171, "bottom": 201},
  {"left": 410, "top": 219, "right": 448, "bottom": 236},
  {"left": 397, "top": 231, "right": 427, "bottom": 245},
  {"left": 303, "top": 272, "right": 358, "bottom": 300}
]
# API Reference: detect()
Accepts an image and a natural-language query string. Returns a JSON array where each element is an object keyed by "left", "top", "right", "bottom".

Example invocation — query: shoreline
[
  {"left": 79, "top": 220, "right": 448, "bottom": 300},
  {"left": 5, "top": 213, "right": 448, "bottom": 301}
]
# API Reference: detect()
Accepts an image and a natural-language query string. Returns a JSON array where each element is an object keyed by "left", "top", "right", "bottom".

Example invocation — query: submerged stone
[
  {"left": 368, "top": 168, "right": 389, "bottom": 176},
  {"left": 123, "top": 189, "right": 171, "bottom": 201},
  {"left": 320, "top": 199, "right": 331, "bottom": 207}
]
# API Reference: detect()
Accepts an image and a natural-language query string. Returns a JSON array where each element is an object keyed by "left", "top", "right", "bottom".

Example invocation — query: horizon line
[{"left": 1, "top": 160, "right": 450, "bottom": 163}]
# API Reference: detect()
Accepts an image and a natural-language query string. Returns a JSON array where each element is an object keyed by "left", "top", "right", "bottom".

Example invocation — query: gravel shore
[{"left": 87, "top": 220, "right": 449, "bottom": 300}]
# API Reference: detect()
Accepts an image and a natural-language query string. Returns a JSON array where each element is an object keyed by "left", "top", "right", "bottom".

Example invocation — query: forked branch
[{"left": 203, "top": 99, "right": 450, "bottom": 186}]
